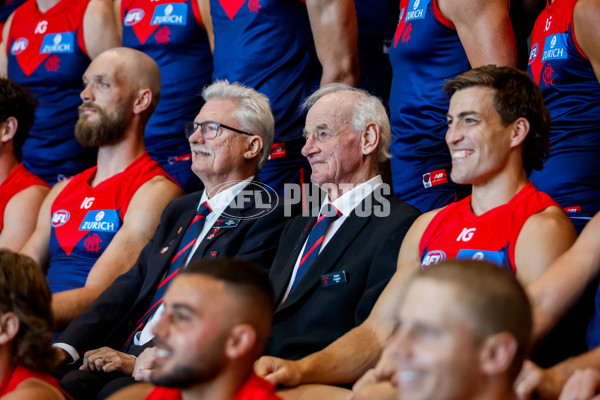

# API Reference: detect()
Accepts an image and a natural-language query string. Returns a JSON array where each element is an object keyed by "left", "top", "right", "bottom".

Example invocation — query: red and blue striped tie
[
  {"left": 122, "top": 202, "right": 212, "bottom": 351},
  {"left": 290, "top": 204, "right": 341, "bottom": 292}
]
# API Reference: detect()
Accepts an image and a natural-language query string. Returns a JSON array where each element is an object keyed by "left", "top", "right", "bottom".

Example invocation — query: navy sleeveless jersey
[
  {"left": 6, "top": 0, "right": 96, "bottom": 184},
  {"left": 209, "top": 0, "right": 320, "bottom": 145},
  {"left": 0, "top": 0, "right": 26, "bottom": 33},
  {"left": 354, "top": 0, "right": 397, "bottom": 104},
  {"left": 389, "top": 0, "right": 470, "bottom": 212},
  {"left": 121, "top": 0, "right": 212, "bottom": 192},
  {"left": 528, "top": 0, "right": 600, "bottom": 227}
]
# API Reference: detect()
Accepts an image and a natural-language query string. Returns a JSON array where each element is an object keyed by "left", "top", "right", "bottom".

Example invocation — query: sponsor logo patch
[
  {"left": 79, "top": 210, "right": 120, "bottom": 232},
  {"left": 457, "top": 249, "right": 507, "bottom": 267},
  {"left": 151, "top": 3, "right": 187, "bottom": 26},
  {"left": 40, "top": 32, "right": 74, "bottom": 54},
  {"left": 541, "top": 33, "right": 568, "bottom": 62},
  {"left": 405, "top": 0, "right": 430, "bottom": 21},
  {"left": 423, "top": 168, "right": 448, "bottom": 188}
]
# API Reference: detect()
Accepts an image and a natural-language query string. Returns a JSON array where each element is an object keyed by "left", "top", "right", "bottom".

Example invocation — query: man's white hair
[
  {"left": 202, "top": 80, "right": 275, "bottom": 170},
  {"left": 302, "top": 82, "right": 391, "bottom": 162}
]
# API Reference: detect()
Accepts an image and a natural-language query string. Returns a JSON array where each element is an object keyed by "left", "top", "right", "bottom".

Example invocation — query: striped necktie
[
  {"left": 290, "top": 204, "right": 341, "bottom": 292},
  {"left": 122, "top": 202, "right": 212, "bottom": 351}
]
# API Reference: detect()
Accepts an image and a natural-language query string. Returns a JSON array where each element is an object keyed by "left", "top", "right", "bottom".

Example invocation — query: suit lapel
[
  {"left": 191, "top": 182, "right": 257, "bottom": 259},
  {"left": 277, "top": 207, "right": 372, "bottom": 312},
  {"left": 139, "top": 195, "right": 201, "bottom": 301},
  {"left": 271, "top": 217, "right": 316, "bottom": 303}
]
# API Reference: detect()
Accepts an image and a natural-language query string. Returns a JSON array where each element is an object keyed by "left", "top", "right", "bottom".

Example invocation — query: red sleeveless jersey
[
  {"left": 419, "top": 182, "right": 559, "bottom": 273},
  {"left": 0, "top": 162, "right": 49, "bottom": 231}
]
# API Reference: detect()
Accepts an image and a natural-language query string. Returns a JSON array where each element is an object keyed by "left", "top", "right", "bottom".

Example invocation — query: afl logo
[
  {"left": 124, "top": 9, "right": 144, "bottom": 26},
  {"left": 421, "top": 250, "right": 446, "bottom": 268},
  {"left": 51, "top": 210, "right": 70, "bottom": 227},
  {"left": 528, "top": 43, "right": 538, "bottom": 65},
  {"left": 399, "top": 7, "right": 405, "bottom": 21},
  {"left": 10, "top": 38, "right": 28, "bottom": 55}
]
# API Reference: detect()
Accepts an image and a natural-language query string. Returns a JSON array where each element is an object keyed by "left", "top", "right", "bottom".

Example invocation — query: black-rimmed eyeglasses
[{"left": 184, "top": 121, "right": 253, "bottom": 139}]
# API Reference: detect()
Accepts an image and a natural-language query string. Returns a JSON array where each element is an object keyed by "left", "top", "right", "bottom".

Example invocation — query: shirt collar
[
  {"left": 321, "top": 175, "right": 383, "bottom": 217},
  {"left": 199, "top": 176, "right": 254, "bottom": 216}
]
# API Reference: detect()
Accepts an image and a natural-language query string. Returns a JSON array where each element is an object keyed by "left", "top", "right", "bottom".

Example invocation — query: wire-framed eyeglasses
[{"left": 184, "top": 121, "right": 254, "bottom": 139}]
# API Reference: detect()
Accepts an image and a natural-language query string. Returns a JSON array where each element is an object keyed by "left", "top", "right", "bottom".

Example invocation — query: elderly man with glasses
[{"left": 54, "top": 80, "right": 290, "bottom": 400}]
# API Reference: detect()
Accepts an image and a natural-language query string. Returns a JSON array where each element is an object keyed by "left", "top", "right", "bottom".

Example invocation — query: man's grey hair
[
  {"left": 302, "top": 83, "right": 391, "bottom": 162},
  {"left": 202, "top": 80, "right": 275, "bottom": 170}
]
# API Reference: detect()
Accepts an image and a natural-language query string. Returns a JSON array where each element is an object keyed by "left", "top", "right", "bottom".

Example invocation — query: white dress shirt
[{"left": 282, "top": 175, "right": 383, "bottom": 301}]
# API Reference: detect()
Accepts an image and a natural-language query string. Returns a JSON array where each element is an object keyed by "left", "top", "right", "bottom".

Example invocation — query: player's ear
[
  {"left": 225, "top": 324, "right": 256, "bottom": 360},
  {"left": 479, "top": 332, "right": 517, "bottom": 376},
  {"left": 510, "top": 117, "right": 529, "bottom": 148},
  {"left": 0, "top": 312, "right": 19, "bottom": 345},
  {"left": 1, "top": 117, "right": 18, "bottom": 143},
  {"left": 132, "top": 88, "right": 153, "bottom": 115}
]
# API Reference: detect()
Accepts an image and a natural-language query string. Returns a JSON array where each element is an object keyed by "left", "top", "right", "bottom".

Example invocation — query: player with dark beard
[
  {"left": 108, "top": 258, "right": 280, "bottom": 400},
  {"left": 21, "top": 47, "right": 182, "bottom": 331}
]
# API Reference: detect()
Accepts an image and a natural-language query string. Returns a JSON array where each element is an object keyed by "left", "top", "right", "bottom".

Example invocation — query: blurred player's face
[
  {"left": 188, "top": 99, "right": 253, "bottom": 189},
  {"left": 446, "top": 87, "right": 513, "bottom": 186},
  {"left": 151, "top": 275, "right": 235, "bottom": 387},
  {"left": 302, "top": 94, "right": 366, "bottom": 190},
  {"left": 388, "top": 279, "right": 484, "bottom": 400},
  {"left": 75, "top": 55, "right": 132, "bottom": 147}
]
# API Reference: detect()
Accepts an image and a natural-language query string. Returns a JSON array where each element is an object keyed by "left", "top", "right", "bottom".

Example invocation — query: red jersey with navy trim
[
  {"left": 47, "top": 152, "right": 173, "bottom": 294},
  {"left": 0, "top": 162, "right": 49, "bottom": 232},
  {"left": 527, "top": 0, "right": 600, "bottom": 218},
  {"left": 6, "top": 0, "right": 96, "bottom": 184},
  {"left": 145, "top": 373, "right": 280, "bottom": 400},
  {"left": 419, "top": 182, "right": 559, "bottom": 272},
  {"left": 0, "top": 365, "right": 65, "bottom": 397},
  {"left": 121, "top": 0, "right": 212, "bottom": 165},
  {"left": 388, "top": 0, "right": 470, "bottom": 209}
]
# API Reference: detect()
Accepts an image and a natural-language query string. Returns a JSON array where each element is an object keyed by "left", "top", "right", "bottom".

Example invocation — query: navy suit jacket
[
  {"left": 57, "top": 182, "right": 288, "bottom": 356},
  {"left": 265, "top": 186, "right": 420, "bottom": 359}
]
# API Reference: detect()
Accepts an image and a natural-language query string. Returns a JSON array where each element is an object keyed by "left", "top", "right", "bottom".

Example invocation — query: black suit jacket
[
  {"left": 265, "top": 186, "right": 420, "bottom": 359},
  {"left": 58, "top": 182, "right": 288, "bottom": 356}
]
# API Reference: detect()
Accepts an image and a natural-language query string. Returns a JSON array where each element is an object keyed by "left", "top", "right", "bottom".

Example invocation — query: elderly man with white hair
[
  {"left": 53, "top": 80, "right": 289, "bottom": 400},
  {"left": 263, "top": 83, "right": 420, "bottom": 362}
]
